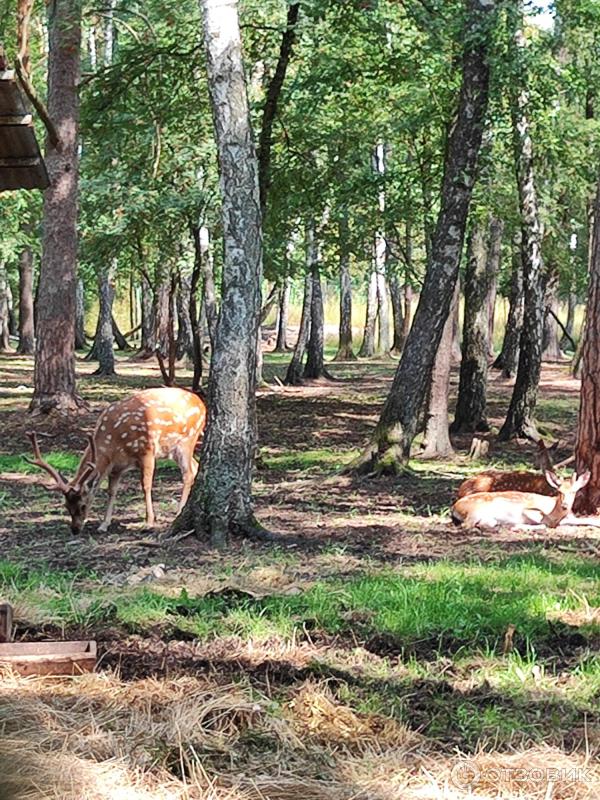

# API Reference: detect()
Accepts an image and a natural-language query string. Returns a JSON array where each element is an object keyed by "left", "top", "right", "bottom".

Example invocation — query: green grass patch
[
  {"left": 260, "top": 447, "right": 357, "bottom": 472},
  {"left": 0, "top": 452, "right": 80, "bottom": 475}
]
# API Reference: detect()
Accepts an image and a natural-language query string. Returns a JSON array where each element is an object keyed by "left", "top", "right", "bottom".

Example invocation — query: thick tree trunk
[
  {"left": 304, "top": 257, "right": 326, "bottom": 379},
  {"left": 358, "top": 269, "right": 378, "bottom": 358},
  {"left": 175, "top": 0, "right": 263, "bottom": 547},
  {"left": 351, "top": 0, "right": 494, "bottom": 474},
  {"left": 575, "top": 174, "right": 600, "bottom": 512},
  {"left": 92, "top": 261, "right": 116, "bottom": 376},
  {"left": 452, "top": 224, "right": 490, "bottom": 433},
  {"left": 285, "top": 271, "right": 312, "bottom": 385},
  {"left": 30, "top": 0, "right": 83, "bottom": 414},
  {"left": 486, "top": 216, "right": 503, "bottom": 357},
  {"left": 334, "top": 217, "right": 355, "bottom": 360},
  {"left": 0, "top": 263, "right": 11, "bottom": 352},
  {"left": 493, "top": 235, "right": 523, "bottom": 378},
  {"left": 421, "top": 283, "right": 459, "bottom": 458},
  {"left": 389, "top": 274, "right": 405, "bottom": 356},
  {"left": 17, "top": 247, "right": 35, "bottom": 355},
  {"left": 561, "top": 291, "right": 577, "bottom": 351},
  {"left": 176, "top": 272, "right": 195, "bottom": 360},
  {"left": 499, "top": 10, "right": 545, "bottom": 441},
  {"left": 139, "top": 273, "right": 155, "bottom": 356},
  {"left": 542, "top": 271, "right": 562, "bottom": 360},
  {"left": 274, "top": 276, "right": 291, "bottom": 352},
  {"left": 153, "top": 275, "right": 170, "bottom": 358}
]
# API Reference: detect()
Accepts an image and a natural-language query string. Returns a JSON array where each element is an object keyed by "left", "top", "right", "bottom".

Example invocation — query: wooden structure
[
  {"left": 0, "top": 68, "right": 48, "bottom": 191},
  {"left": 0, "top": 602, "right": 96, "bottom": 676}
]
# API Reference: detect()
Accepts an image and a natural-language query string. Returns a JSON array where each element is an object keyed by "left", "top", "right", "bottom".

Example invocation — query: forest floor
[{"left": 0, "top": 348, "right": 598, "bottom": 799}]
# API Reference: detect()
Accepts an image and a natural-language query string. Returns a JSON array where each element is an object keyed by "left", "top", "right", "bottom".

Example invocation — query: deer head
[{"left": 26, "top": 432, "right": 99, "bottom": 533}]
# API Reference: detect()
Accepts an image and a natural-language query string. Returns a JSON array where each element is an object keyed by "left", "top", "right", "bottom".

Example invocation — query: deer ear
[
  {"left": 545, "top": 470, "right": 562, "bottom": 490},
  {"left": 574, "top": 471, "right": 591, "bottom": 490}
]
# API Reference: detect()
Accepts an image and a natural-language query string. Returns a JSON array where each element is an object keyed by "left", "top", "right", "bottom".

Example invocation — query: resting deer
[
  {"left": 451, "top": 470, "right": 591, "bottom": 529},
  {"left": 27, "top": 387, "right": 207, "bottom": 533},
  {"left": 456, "top": 439, "right": 559, "bottom": 499}
]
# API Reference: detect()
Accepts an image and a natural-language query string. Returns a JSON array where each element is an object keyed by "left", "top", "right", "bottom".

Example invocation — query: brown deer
[
  {"left": 27, "top": 387, "right": 207, "bottom": 533},
  {"left": 456, "top": 439, "right": 560, "bottom": 499},
  {"left": 451, "top": 470, "right": 591, "bottom": 529}
]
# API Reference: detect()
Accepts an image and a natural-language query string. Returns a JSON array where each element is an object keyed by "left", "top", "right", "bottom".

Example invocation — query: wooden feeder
[
  {"left": 0, "top": 603, "right": 97, "bottom": 677},
  {"left": 0, "top": 67, "right": 49, "bottom": 191}
]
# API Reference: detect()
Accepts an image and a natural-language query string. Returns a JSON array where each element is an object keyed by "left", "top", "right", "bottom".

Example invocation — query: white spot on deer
[
  {"left": 100, "top": 425, "right": 106, "bottom": 431},
  {"left": 121, "top": 432, "right": 128, "bottom": 439}
]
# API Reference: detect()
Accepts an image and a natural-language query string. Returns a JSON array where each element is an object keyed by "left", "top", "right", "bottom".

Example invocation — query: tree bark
[
  {"left": 421, "top": 282, "right": 459, "bottom": 458},
  {"left": 452, "top": 223, "right": 490, "bottom": 433},
  {"left": 92, "top": 261, "right": 116, "bottom": 376},
  {"left": 352, "top": 0, "right": 494, "bottom": 474},
  {"left": 274, "top": 276, "right": 291, "bottom": 352},
  {"left": 575, "top": 174, "right": 600, "bottom": 512},
  {"left": 358, "top": 269, "right": 378, "bottom": 358},
  {"left": 30, "top": 0, "right": 83, "bottom": 414},
  {"left": 176, "top": 272, "right": 195, "bottom": 360},
  {"left": 175, "top": 0, "right": 263, "bottom": 547},
  {"left": 493, "top": 234, "right": 523, "bottom": 378},
  {"left": 389, "top": 274, "right": 405, "bottom": 356},
  {"left": 285, "top": 271, "right": 312, "bottom": 385},
  {"left": 499, "top": 6, "right": 545, "bottom": 441},
  {"left": 334, "top": 215, "right": 355, "bottom": 360},
  {"left": 486, "top": 216, "right": 503, "bottom": 357},
  {"left": 199, "top": 226, "right": 218, "bottom": 351},
  {"left": 17, "top": 247, "right": 35, "bottom": 355},
  {"left": 74, "top": 278, "right": 86, "bottom": 350},
  {"left": 304, "top": 231, "right": 327, "bottom": 379},
  {"left": 0, "top": 263, "right": 11, "bottom": 352},
  {"left": 542, "top": 270, "right": 562, "bottom": 360}
]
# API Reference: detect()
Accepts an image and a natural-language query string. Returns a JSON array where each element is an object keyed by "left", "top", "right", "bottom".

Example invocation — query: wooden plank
[
  {"left": 0, "top": 640, "right": 97, "bottom": 677},
  {"left": 0, "top": 604, "right": 13, "bottom": 643}
]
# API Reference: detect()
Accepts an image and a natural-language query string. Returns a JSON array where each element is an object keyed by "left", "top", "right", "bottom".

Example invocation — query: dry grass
[{"left": 0, "top": 670, "right": 597, "bottom": 799}]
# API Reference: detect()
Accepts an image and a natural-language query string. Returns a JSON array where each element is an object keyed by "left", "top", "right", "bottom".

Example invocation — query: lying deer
[
  {"left": 451, "top": 470, "right": 591, "bottom": 529},
  {"left": 456, "top": 439, "right": 559, "bottom": 499},
  {"left": 27, "top": 387, "right": 207, "bottom": 533}
]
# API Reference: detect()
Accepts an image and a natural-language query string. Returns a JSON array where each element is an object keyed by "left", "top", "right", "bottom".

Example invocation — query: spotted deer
[
  {"left": 456, "top": 439, "right": 560, "bottom": 499},
  {"left": 451, "top": 470, "right": 591, "bottom": 529},
  {"left": 27, "top": 387, "right": 207, "bottom": 533}
]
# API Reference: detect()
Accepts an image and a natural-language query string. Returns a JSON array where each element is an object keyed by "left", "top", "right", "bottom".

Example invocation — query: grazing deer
[
  {"left": 27, "top": 387, "right": 207, "bottom": 533},
  {"left": 456, "top": 439, "right": 559, "bottom": 499},
  {"left": 451, "top": 470, "right": 591, "bottom": 529}
]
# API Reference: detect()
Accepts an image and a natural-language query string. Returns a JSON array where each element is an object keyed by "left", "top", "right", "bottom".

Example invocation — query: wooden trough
[
  {"left": 0, "top": 68, "right": 49, "bottom": 191},
  {"left": 0, "top": 603, "right": 97, "bottom": 677}
]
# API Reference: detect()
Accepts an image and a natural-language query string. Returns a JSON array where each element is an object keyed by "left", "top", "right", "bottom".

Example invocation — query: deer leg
[
  {"left": 98, "top": 469, "right": 124, "bottom": 533},
  {"left": 174, "top": 446, "right": 199, "bottom": 512},
  {"left": 140, "top": 454, "right": 156, "bottom": 527}
]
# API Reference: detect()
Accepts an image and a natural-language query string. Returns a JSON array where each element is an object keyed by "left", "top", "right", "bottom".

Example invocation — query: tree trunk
[
  {"left": 499, "top": 6, "right": 545, "bottom": 441},
  {"left": 139, "top": 273, "right": 155, "bottom": 356},
  {"left": 112, "top": 316, "right": 130, "bottom": 350},
  {"left": 389, "top": 274, "right": 405, "bottom": 356},
  {"left": 542, "top": 271, "right": 562, "bottom": 360},
  {"left": 17, "top": 247, "right": 35, "bottom": 355},
  {"left": 74, "top": 278, "right": 86, "bottom": 349},
  {"left": 7, "top": 282, "right": 16, "bottom": 337},
  {"left": 176, "top": 272, "right": 195, "bottom": 360},
  {"left": 421, "top": 283, "right": 459, "bottom": 458},
  {"left": 561, "top": 291, "right": 577, "bottom": 351},
  {"left": 351, "top": 0, "right": 494, "bottom": 474},
  {"left": 190, "top": 225, "right": 204, "bottom": 391},
  {"left": 575, "top": 174, "right": 600, "bottom": 512},
  {"left": 486, "top": 216, "right": 503, "bottom": 357},
  {"left": 175, "top": 0, "right": 263, "bottom": 547},
  {"left": 0, "top": 263, "right": 11, "bottom": 352},
  {"left": 154, "top": 275, "right": 170, "bottom": 358},
  {"left": 334, "top": 216, "right": 355, "bottom": 360},
  {"left": 358, "top": 269, "right": 378, "bottom": 358},
  {"left": 304, "top": 238, "right": 326, "bottom": 380},
  {"left": 493, "top": 234, "right": 523, "bottom": 378},
  {"left": 274, "top": 276, "right": 291, "bottom": 352},
  {"left": 92, "top": 261, "right": 116, "bottom": 376},
  {"left": 451, "top": 223, "right": 490, "bottom": 433},
  {"left": 285, "top": 271, "right": 312, "bottom": 385},
  {"left": 403, "top": 283, "right": 413, "bottom": 343},
  {"left": 376, "top": 269, "right": 391, "bottom": 355},
  {"left": 30, "top": 0, "right": 83, "bottom": 414},
  {"left": 199, "top": 226, "right": 218, "bottom": 350}
]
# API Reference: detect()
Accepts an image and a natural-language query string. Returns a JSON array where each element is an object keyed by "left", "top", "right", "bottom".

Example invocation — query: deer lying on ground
[
  {"left": 451, "top": 470, "right": 592, "bottom": 529},
  {"left": 27, "top": 387, "right": 207, "bottom": 533},
  {"left": 456, "top": 439, "right": 560, "bottom": 499}
]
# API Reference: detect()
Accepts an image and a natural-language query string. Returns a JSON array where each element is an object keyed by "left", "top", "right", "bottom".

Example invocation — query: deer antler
[
  {"left": 24, "top": 432, "right": 69, "bottom": 492},
  {"left": 85, "top": 433, "right": 97, "bottom": 467}
]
